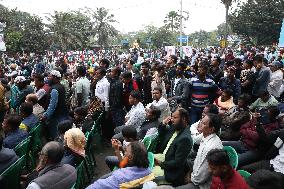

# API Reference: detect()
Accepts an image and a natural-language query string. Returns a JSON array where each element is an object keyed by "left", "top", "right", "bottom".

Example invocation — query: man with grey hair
[{"left": 26, "top": 141, "right": 77, "bottom": 189}]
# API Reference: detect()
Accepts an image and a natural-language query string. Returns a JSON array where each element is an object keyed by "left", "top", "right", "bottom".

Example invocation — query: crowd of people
[{"left": 0, "top": 45, "right": 284, "bottom": 189}]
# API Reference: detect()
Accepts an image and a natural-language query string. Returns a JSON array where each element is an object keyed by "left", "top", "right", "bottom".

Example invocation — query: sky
[{"left": 1, "top": 0, "right": 229, "bottom": 34}]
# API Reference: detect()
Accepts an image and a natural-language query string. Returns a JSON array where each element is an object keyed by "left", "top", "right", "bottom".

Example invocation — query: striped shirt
[{"left": 189, "top": 76, "right": 218, "bottom": 108}]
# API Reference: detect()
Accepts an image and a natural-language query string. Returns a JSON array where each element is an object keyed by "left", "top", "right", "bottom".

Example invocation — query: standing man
[
  {"left": 267, "top": 61, "right": 283, "bottom": 98},
  {"left": 94, "top": 67, "right": 110, "bottom": 112},
  {"left": 252, "top": 55, "right": 271, "bottom": 99},
  {"left": 209, "top": 56, "right": 224, "bottom": 83},
  {"left": 75, "top": 66, "right": 90, "bottom": 107},
  {"left": 140, "top": 62, "right": 153, "bottom": 105},
  {"left": 109, "top": 67, "right": 124, "bottom": 127},
  {"left": 165, "top": 55, "right": 177, "bottom": 97},
  {"left": 188, "top": 64, "right": 219, "bottom": 124},
  {"left": 41, "top": 70, "right": 68, "bottom": 140},
  {"left": 94, "top": 67, "right": 111, "bottom": 139},
  {"left": 34, "top": 74, "right": 50, "bottom": 110},
  {"left": 168, "top": 63, "right": 190, "bottom": 110}
]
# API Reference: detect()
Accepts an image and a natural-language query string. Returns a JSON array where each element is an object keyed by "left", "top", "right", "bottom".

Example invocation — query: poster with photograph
[
  {"left": 165, "top": 46, "right": 176, "bottom": 57},
  {"left": 182, "top": 46, "right": 193, "bottom": 57},
  {"left": 0, "top": 34, "right": 6, "bottom": 52}
]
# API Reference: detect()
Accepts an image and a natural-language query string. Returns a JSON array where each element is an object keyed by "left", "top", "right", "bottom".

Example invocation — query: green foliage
[
  {"left": 163, "top": 10, "right": 189, "bottom": 32},
  {"left": 46, "top": 11, "right": 93, "bottom": 51},
  {"left": 229, "top": 0, "right": 284, "bottom": 45},
  {"left": 88, "top": 7, "right": 118, "bottom": 48}
]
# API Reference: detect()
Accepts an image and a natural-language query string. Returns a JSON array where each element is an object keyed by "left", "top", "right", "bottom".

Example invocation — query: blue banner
[
  {"left": 177, "top": 36, "right": 189, "bottom": 43},
  {"left": 279, "top": 19, "right": 284, "bottom": 47}
]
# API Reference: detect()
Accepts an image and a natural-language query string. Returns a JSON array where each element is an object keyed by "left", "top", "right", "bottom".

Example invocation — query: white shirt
[
  {"left": 125, "top": 102, "right": 146, "bottom": 129},
  {"left": 173, "top": 78, "right": 181, "bottom": 95},
  {"left": 95, "top": 76, "right": 110, "bottom": 111},
  {"left": 146, "top": 97, "right": 170, "bottom": 123},
  {"left": 75, "top": 76, "right": 91, "bottom": 106},
  {"left": 137, "top": 56, "right": 144, "bottom": 65},
  {"left": 190, "top": 120, "right": 203, "bottom": 145},
  {"left": 267, "top": 70, "right": 283, "bottom": 98},
  {"left": 191, "top": 134, "right": 223, "bottom": 189},
  {"left": 270, "top": 137, "right": 284, "bottom": 174},
  {"left": 26, "top": 182, "right": 41, "bottom": 189}
]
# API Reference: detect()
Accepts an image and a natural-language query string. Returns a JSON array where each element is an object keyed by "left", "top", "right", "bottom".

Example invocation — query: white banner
[
  {"left": 0, "top": 34, "right": 6, "bottom": 52},
  {"left": 182, "top": 46, "right": 193, "bottom": 57},
  {"left": 165, "top": 46, "right": 176, "bottom": 57}
]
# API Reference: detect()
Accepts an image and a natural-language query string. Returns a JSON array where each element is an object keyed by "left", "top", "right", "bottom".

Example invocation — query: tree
[
  {"left": 46, "top": 11, "right": 93, "bottom": 51},
  {"left": 229, "top": 0, "right": 284, "bottom": 45},
  {"left": 163, "top": 10, "right": 189, "bottom": 32},
  {"left": 0, "top": 5, "right": 48, "bottom": 53},
  {"left": 89, "top": 7, "right": 118, "bottom": 47}
]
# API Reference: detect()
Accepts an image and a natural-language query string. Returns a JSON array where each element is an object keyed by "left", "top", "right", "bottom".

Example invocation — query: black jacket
[
  {"left": 109, "top": 77, "right": 124, "bottom": 111},
  {"left": 138, "top": 120, "right": 159, "bottom": 139},
  {"left": 171, "top": 78, "right": 190, "bottom": 109},
  {"left": 157, "top": 124, "right": 192, "bottom": 186}
]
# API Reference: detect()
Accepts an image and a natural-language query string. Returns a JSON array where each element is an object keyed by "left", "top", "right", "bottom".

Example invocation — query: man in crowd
[
  {"left": 138, "top": 106, "right": 161, "bottom": 139},
  {"left": 169, "top": 63, "right": 190, "bottom": 110},
  {"left": 188, "top": 63, "right": 219, "bottom": 124},
  {"left": 19, "top": 102, "right": 39, "bottom": 132},
  {"left": 153, "top": 108, "right": 192, "bottom": 186},
  {"left": 113, "top": 90, "right": 145, "bottom": 139},
  {"left": 147, "top": 87, "right": 170, "bottom": 123},
  {"left": 26, "top": 141, "right": 77, "bottom": 189},
  {"left": 207, "top": 149, "right": 249, "bottom": 189},
  {"left": 267, "top": 61, "right": 283, "bottom": 99},
  {"left": 252, "top": 55, "right": 271, "bottom": 99},
  {"left": 0, "top": 134, "right": 18, "bottom": 174},
  {"left": 218, "top": 66, "right": 241, "bottom": 103},
  {"left": 140, "top": 62, "right": 153, "bottom": 105},
  {"left": 209, "top": 56, "right": 224, "bottom": 83},
  {"left": 2, "top": 114, "right": 28, "bottom": 149},
  {"left": 109, "top": 67, "right": 124, "bottom": 127},
  {"left": 121, "top": 71, "right": 139, "bottom": 111},
  {"left": 34, "top": 74, "right": 50, "bottom": 110},
  {"left": 177, "top": 114, "right": 223, "bottom": 189},
  {"left": 75, "top": 66, "right": 90, "bottom": 107},
  {"left": 249, "top": 90, "right": 279, "bottom": 111},
  {"left": 41, "top": 70, "right": 68, "bottom": 140}
]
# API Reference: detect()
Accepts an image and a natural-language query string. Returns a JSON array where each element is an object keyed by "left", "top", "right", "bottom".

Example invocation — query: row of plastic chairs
[
  {"left": 71, "top": 112, "right": 104, "bottom": 189},
  {"left": 0, "top": 123, "right": 42, "bottom": 189}
]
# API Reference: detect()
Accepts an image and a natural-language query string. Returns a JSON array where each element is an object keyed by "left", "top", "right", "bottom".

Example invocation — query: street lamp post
[{"left": 221, "top": 0, "right": 232, "bottom": 49}]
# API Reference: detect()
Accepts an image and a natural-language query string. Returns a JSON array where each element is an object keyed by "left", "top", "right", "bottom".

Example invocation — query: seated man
[
  {"left": 0, "top": 134, "right": 18, "bottom": 174},
  {"left": 2, "top": 114, "right": 28, "bottom": 149},
  {"left": 26, "top": 141, "right": 77, "bottom": 189},
  {"left": 113, "top": 90, "right": 145, "bottom": 139},
  {"left": 247, "top": 170, "right": 284, "bottom": 189},
  {"left": 213, "top": 88, "right": 235, "bottom": 115},
  {"left": 249, "top": 90, "right": 279, "bottom": 111},
  {"left": 105, "top": 126, "right": 139, "bottom": 171},
  {"left": 207, "top": 149, "right": 249, "bottom": 189},
  {"left": 153, "top": 108, "right": 192, "bottom": 186},
  {"left": 177, "top": 114, "right": 223, "bottom": 189},
  {"left": 138, "top": 106, "right": 161, "bottom": 139},
  {"left": 223, "top": 106, "right": 280, "bottom": 167},
  {"left": 86, "top": 142, "right": 154, "bottom": 189},
  {"left": 19, "top": 102, "right": 39, "bottom": 132},
  {"left": 190, "top": 104, "right": 219, "bottom": 145},
  {"left": 146, "top": 87, "right": 170, "bottom": 123},
  {"left": 220, "top": 94, "right": 251, "bottom": 141},
  {"left": 242, "top": 129, "right": 284, "bottom": 175}
]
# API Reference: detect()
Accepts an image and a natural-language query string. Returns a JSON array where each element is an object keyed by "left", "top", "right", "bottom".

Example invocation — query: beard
[{"left": 174, "top": 120, "right": 184, "bottom": 131}]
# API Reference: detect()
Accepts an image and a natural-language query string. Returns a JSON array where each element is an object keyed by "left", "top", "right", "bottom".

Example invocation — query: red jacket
[
  {"left": 240, "top": 118, "right": 279, "bottom": 150},
  {"left": 210, "top": 169, "right": 249, "bottom": 189}
]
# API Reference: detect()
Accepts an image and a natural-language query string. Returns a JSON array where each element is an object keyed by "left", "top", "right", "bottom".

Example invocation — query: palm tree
[
  {"left": 163, "top": 11, "right": 180, "bottom": 32},
  {"left": 91, "top": 7, "right": 118, "bottom": 47}
]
